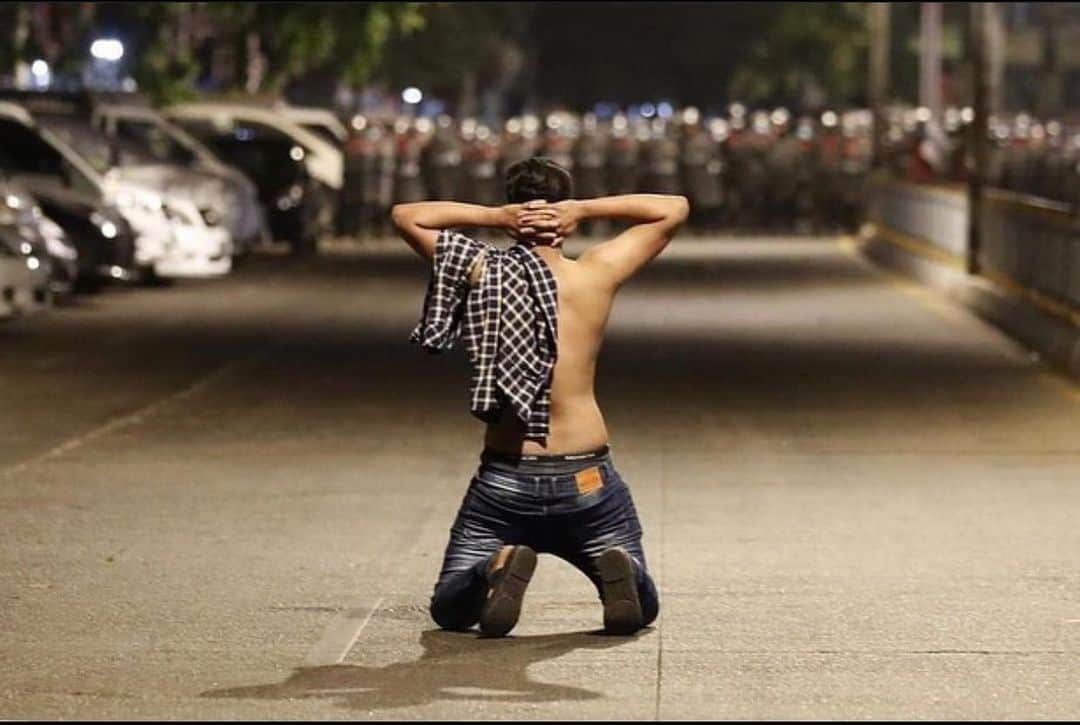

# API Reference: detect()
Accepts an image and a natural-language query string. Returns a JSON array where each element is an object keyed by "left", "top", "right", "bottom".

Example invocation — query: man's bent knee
[{"left": 429, "top": 592, "right": 478, "bottom": 632}]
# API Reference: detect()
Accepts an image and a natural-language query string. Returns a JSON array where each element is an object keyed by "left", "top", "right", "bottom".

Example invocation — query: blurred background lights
[{"left": 90, "top": 38, "right": 125, "bottom": 62}]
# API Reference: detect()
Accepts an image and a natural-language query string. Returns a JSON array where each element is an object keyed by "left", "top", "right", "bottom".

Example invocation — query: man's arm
[
  {"left": 519, "top": 194, "right": 689, "bottom": 285},
  {"left": 390, "top": 201, "right": 520, "bottom": 260}
]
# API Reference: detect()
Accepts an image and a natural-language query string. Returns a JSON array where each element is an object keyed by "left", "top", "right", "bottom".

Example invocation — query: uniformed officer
[
  {"left": 393, "top": 118, "right": 428, "bottom": 206},
  {"left": 641, "top": 118, "right": 680, "bottom": 195},
  {"left": 678, "top": 107, "right": 723, "bottom": 232},
  {"left": 573, "top": 113, "right": 610, "bottom": 236},
  {"left": 421, "top": 115, "right": 464, "bottom": 202},
  {"left": 607, "top": 113, "right": 641, "bottom": 196}
]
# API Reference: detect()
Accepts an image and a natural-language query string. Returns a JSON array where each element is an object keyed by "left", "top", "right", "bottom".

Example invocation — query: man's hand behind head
[{"left": 516, "top": 200, "right": 581, "bottom": 246}]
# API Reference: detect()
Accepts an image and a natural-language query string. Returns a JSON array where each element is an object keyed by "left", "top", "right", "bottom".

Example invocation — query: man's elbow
[
  {"left": 667, "top": 195, "right": 690, "bottom": 226},
  {"left": 390, "top": 204, "right": 411, "bottom": 232}
]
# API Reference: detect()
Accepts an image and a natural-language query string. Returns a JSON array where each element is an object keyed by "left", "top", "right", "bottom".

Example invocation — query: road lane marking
[
  {"left": 303, "top": 598, "right": 384, "bottom": 668},
  {"left": 0, "top": 351, "right": 266, "bottom": 481}
]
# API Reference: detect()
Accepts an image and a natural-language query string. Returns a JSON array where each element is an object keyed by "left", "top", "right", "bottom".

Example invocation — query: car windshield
[
  {"left": 299, "top": 122, "right": 343, "bottom": 147},
  {"left": 37, "top": 115, "right": 155, "bottom": 173},
  {"left": 198, "top": 131, "right": 303, "bottom": 196},
  {"left": 112, "top": 116, "right": 208, "bottom": 166}
]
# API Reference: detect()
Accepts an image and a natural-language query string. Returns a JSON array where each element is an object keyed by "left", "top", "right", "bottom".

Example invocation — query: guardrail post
[
  {"left": 968, "top": 2, "right": 1002, "bottom": 276},
  {"left": 868, "top": 3, "right": 891, "bottom": 170}
]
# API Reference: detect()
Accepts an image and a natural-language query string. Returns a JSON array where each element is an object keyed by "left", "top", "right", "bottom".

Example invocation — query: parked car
[
  {"left": 0, "top": 217, "right": 51, "bottom": 320},
  {"left": 165, "top": 102, "right": 344, "bottom": 190},
  {"left": 1, "top": 177, "right": 78, "bottom": 298},
  {"left": 167, "top": 110, "right": 339, "bottom": 255},
  {"left": 165, "top": 103, "right": 342, "bottom": 252},
  {"left": 91, "top": 101, "right": 270, "bottom": 256},
  {"left": 275, "top": 104, "right": 348, "bottom": 147},
  {"left": 0, "top": 100, "right": 230, "bottom": 280},
  {"left": 0, "top": 105, "right": 138, "bottom": 286}
]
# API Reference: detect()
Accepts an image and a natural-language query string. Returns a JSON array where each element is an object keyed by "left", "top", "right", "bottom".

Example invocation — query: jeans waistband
[{"left": 480, "top": 446, "right": 612, "bottom": 477}]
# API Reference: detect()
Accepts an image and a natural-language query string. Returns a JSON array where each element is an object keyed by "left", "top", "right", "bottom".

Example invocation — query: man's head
[{"left": 505, "top": 157, "right": 573, "bottom": 205}]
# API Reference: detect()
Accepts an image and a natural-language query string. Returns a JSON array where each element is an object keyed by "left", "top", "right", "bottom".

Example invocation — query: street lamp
[
  {"left": 29, "top": 59, "right": 50, "bottom": 89},
  {"left": 90, "top": 38, "right": 124, "bottom": 62},
  {"left": 402, "top": 87, "right": 423, "bottom": 105}
]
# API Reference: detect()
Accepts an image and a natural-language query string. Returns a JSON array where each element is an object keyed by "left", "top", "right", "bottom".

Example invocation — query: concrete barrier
[
  {"left": 981, "top": 189, "right": 1080, "bottom": 310},
  {"left": 864, "top": 177, "right": 1080, "bottom": 379}
]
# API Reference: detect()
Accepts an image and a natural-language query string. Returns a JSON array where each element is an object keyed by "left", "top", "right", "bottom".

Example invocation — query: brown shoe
[
  {"left": 479, "top": 545, "right": 537, "bottom": 637},
  {"left": 597, "top": 547, "right": 644, "bottom": 635}
]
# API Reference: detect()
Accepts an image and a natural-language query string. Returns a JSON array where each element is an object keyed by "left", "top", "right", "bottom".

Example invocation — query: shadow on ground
[{"left": 203, "top": 628, "right": 644, "bottom": 713}]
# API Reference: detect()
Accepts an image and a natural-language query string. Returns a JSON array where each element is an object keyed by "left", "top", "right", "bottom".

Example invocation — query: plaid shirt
[{"left": 410, "top": 230, "right": 559, "bottom": 441}]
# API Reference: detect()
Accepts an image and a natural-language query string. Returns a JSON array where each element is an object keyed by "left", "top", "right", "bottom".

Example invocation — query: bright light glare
[
  {"left": 289, "top": 146, "right": 305, "bottom": 161},
  {"left": 31, "top": 59, "right": 49, "bottom": 76},
  {"left": 91, "top": 38, "right": 125, "bottom": 62},
  {"left": 27, "top": 257, "right": 40, "bottom": 271},
  {"left": 402, "top": 87, "right": 423, "bottom": 104},
  {"left": 100, "top": 221, "right": 118, "bottom": 239}
]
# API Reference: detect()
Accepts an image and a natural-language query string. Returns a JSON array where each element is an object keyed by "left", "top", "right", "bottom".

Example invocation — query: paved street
[{"left": 2, "top": 235, "right": 1078, "bottom": 719}]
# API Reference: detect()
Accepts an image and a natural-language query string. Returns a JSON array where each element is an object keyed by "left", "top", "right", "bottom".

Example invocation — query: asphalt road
[{"left": 1, "top": 235, "right": 1078, "bottom": 719}]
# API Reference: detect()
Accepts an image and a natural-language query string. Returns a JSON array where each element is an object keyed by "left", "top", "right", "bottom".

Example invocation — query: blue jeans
[{"left": 430, "top": 452, "right": 660, "bottom": 631}]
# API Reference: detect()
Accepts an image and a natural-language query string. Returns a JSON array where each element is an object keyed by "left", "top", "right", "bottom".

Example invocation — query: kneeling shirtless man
[{"left": 393, "top": 157, "right": 688, "bottom": 636}]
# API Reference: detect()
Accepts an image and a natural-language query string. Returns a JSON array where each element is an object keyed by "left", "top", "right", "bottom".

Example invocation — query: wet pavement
[{"left": 2, "top": 235, "right": 1077, "bottom": 719}]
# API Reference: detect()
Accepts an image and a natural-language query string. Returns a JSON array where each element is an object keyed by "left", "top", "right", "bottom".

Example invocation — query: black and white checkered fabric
[{"left": 410, "top": 229, "right": 559, "bottom": 441}]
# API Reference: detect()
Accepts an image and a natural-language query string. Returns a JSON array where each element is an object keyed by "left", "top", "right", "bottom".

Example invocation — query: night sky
[{"left": 530, "top": 2, "right": 785, "bottom": 111}]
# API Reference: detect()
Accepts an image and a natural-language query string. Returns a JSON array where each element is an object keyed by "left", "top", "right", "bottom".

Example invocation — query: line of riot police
[{"left": 337, "top": 105, "right": 878, "bottom": 237}]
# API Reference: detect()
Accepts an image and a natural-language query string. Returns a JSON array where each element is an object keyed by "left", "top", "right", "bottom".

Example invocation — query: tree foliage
[
  {"left": 50, "top": 2, "right": 425, "bottom": 105},
  {"left": 730, "top": 2, "right": 869, "bottom": 109},
  {"left": 379, "top": 3, "right": 531, "bottom": 96}
]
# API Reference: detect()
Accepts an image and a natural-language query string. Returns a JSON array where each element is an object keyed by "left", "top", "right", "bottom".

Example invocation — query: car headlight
[
  {"left": 43, "top": 230, "right": 77, "bottom": 261},
  {"left": 199, "top": 206, "right": 222, "bottom": 227},
  {"left": 163, "top": 200, "right": 199, "bottom": 227},
  {"left": 276, "top": 184, "right": 305, "bottom": 211},
  {"left": 90, "top": 211, "right": 119, "bottom": 239},
  {"left": 115, "top": 190, "right": 163, "bottom": 213}
]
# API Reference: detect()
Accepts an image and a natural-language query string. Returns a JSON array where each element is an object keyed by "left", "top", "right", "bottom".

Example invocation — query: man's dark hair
[{"left": 505, "top": 157, "right": 574, "bottom": 204}]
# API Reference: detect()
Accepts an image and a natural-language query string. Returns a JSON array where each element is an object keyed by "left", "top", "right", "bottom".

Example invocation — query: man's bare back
[
  {"left": 392, "top": 193, "right": 689, "bottom": 454},
  {"left": 484, "top": 247, "right": 613, "bottom": 455}
]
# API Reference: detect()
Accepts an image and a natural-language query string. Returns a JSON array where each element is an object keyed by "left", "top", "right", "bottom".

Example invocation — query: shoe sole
[
  {"left": 597, "top": 548, "right": 644, "bottom": 635},
  {"left": 479, "top": 546, "right": 537, "bottom": 637}
]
